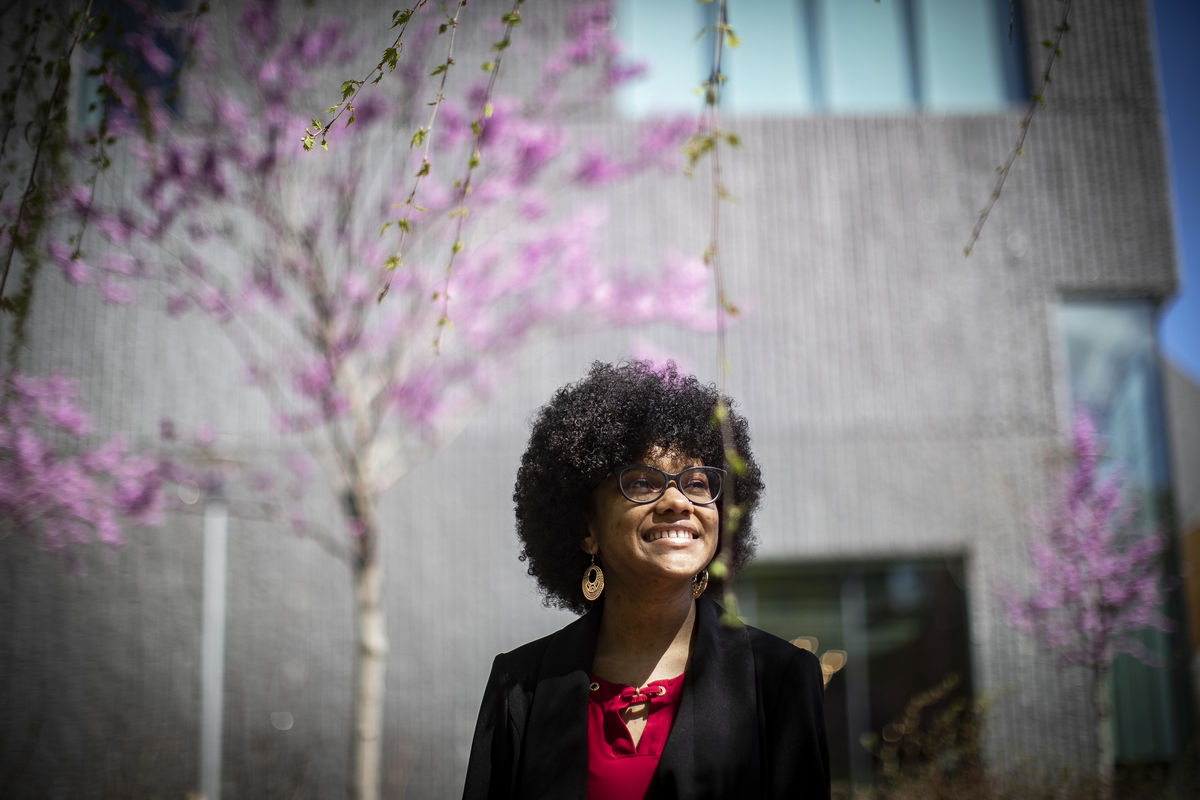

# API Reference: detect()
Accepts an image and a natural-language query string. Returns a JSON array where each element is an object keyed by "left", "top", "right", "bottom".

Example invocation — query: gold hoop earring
[
  {"left": 691, "top": 569, "right": 709, "bottom": 599},
  {"left": 582, "top": 554, "right": 605, "bottom": 601}
]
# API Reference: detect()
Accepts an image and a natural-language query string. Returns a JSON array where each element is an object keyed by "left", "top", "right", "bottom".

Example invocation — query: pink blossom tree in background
[
  {"left": 1000, "top": 411, "right": 1173, "bottom": 800},
  {"left": 1, "top": 2, "right": 198, "bottom": 565},
  {"left": 2, "top": 1, "right": 710, "bottom": 797}
]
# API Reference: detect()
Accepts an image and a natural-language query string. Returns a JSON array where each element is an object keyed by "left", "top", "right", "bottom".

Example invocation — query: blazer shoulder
[
  {"left": 490, "top": 609, "right": 596, "bottom": 680},
  {"left": 744, "top": 623, "right": 822, "bottom": 680}
]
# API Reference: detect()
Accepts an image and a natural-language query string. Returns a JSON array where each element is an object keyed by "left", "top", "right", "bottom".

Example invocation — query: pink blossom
[
  {"left": 573, "top": 147, "right": 626, "bottom": 186},
  {"left": 166, "top": 293, "right": 190, "bottom": 316},
  {"left": 100, "top": 253, "right": 140, "bottom": 277},
  {"left": 1, "top": 373, "right": 167, "bottom": 550},
  {"left": 194, "top": 423, "right": 215, "bottom": 447},
  {"left": 99, "top": 281, "right": 137, "bottom": 304},
  {"left": 126, "top": 31, "right": 175, "bottom": 75},
  {"left": 293, "top": 359, "right": 334, "bottom": 399}
]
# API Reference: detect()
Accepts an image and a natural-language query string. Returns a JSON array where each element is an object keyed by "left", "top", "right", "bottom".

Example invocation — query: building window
[
  {"left": 736, "top": 557, "right": 972, "bottom": 788},
  {"left": 1057, "top": 299, "right": 1182, "bottom": 764},
  {"left": 76, "top": 0, "right": 186, "bottom": 132},
  {"left": 616, "top": 0, "right": 1027, "bottom": 116}
]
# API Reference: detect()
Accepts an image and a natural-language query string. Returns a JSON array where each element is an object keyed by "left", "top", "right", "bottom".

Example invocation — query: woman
[{"left": 464, "top": 361, "right": 829, "bottom": 799}]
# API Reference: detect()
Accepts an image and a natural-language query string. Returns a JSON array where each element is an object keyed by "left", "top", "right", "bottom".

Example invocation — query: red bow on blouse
[{"left": 617, "top": 683, "right": 668, "bottom": 708}]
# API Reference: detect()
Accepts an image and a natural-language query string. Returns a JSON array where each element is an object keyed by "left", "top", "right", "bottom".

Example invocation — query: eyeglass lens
[{"left": 619, "top": 466, "right": 722, "bottom": 504}]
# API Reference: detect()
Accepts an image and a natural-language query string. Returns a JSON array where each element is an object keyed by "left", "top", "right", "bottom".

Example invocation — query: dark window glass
[{"left": 737, "top": 557, "right": 973, "bottom": 788}]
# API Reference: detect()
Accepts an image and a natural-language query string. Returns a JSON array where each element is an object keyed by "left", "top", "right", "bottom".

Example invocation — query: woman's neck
[{"left": 591, "top": 587, "right": 696, "bottom": 687}]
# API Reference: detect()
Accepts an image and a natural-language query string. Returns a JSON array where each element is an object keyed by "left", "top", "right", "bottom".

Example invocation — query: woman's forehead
[{"left": 636, "top": 444, "right": 703, "bottom": 469}]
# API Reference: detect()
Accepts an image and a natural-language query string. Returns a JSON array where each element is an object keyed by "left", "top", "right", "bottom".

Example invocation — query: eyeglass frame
[{"left": 612, "top": 464, "right": 727, "bottom": 505}]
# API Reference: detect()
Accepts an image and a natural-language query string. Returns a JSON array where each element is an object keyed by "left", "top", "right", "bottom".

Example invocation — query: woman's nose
[{"left": 655, "top": 482, "right": 693, "bottom": 511}]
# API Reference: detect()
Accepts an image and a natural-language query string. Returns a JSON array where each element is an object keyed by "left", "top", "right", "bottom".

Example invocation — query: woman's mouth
[{"left": 643, "top": 528, "right": 698, "bottom": 542}]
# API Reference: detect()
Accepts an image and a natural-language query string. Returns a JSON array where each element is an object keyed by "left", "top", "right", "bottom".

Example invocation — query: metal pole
[{"left": 200, "top": 496, "right": 228, "bottom": 800}]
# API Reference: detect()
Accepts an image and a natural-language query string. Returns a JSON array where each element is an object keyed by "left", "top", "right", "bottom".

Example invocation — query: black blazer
[{"left": 463, "top": 596, "right": 830, "bottom": 799}]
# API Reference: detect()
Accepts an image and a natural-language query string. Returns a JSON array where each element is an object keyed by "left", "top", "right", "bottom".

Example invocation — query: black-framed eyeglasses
[{"left": 615, "top": 465, "right": 726, "bottom": 505}]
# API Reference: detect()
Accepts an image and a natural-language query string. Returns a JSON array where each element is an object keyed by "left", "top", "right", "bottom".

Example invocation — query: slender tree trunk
[
  {"left": 351, "top": 521, "right": 387, "bottom": 800},
  {"left": 1093, "top": 665, "right": 1114, "bottom": 800}
]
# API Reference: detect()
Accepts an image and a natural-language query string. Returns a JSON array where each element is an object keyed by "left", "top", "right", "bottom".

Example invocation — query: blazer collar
[
  {"left": 652, "top": 596, "right": 761, "bottom": 798},
  {"left": 517, "top": 597, "right": 761, "bottom": 800},
  {"left": 517, "top": 603, "right": 601, "bottom": 799}
]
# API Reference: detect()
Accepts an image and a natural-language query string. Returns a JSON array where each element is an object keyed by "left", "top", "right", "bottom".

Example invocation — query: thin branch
[
  {"left": 698, "top": 0, "right": 745, "bottom": 617},
  {"left": 0, "top": 6, "right": 88, "bottom": 301},
  {"left": 964, "top": 0, "right": 1072, "bottom": 256},
  {"left": 377, "top": 0, "right": 472, "bottom": 301},
  {"left": 302, "top": 0, "right": 430, "bottom": 151},
  {"left": 428, "top": 0, "right": 524, "bottom": 352}
]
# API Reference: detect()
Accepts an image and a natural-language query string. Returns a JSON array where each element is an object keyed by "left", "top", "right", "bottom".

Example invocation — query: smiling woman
[{"left": 462, "top": 361, "right": 831, "bottom": 800}]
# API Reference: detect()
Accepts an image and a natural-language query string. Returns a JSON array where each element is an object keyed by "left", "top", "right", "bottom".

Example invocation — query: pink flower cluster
[
  {"left": 1, "top": 373, "right": 167, "bottom": 551},
  {"left": 1001, "top": 411, "right": 1173, "bottom": 668}
]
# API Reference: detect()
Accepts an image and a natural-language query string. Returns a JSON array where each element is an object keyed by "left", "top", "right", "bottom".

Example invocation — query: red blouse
[{"left": 586, "top": 672, "right": 686, "bottom": 800}]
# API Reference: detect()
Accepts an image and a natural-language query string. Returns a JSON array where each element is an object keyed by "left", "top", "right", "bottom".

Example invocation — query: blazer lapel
[
  {"left": 516, "top": 605, "right": 601, "bottom": 799},
  {"left": 653, "top": 596, "right": 761, "bottom": 799}
]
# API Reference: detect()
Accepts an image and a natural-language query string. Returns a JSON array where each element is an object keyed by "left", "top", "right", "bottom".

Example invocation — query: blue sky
[{"left": 1154, "top": 0, "right": 1200, "bottom": 380}]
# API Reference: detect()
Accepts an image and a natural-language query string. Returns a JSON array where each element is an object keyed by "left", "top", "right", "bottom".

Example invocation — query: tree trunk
[
  {"left": 1093, "top": 666, "right": 1114, "bottom": 800},
  {"left": 351, "top": 548, "right": 387, "bottom": 800}
]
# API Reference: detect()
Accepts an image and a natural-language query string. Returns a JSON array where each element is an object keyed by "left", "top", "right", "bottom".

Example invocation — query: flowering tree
[
  {"left": 1, "top": 3, "right": 195, "bottom": 563},
  {"left": 2, "top": 0, "right": 711, "bottom": 797},
  {"left": 1001, "top": 411, "right": 1173, "bottom": 799}
]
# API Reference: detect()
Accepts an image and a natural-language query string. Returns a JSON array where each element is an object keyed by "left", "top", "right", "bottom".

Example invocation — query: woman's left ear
[
  {"left": 580, "top": 527, "right": 598, "bottom": 556},
  {"left": 580, "top": 511, "right": 599, "bottom": 555}
]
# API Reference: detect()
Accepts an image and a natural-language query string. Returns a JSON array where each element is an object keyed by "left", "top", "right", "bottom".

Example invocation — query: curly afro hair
[{"left": 514, "top": 360, "right": 764, "bottom": 614}]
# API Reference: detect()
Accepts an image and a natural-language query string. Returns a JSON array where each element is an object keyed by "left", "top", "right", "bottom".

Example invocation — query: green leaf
[
  {"left": 501, "top": 11, "right": 521, "bottom": 25},
  {"left": 481, "top": 61, "right": 495, "bottom": 72},
  {"left": 341, "top": 80, "right": 356, "bottom": 100},
  {"left": 383, "top": 47, "right": 399, "bottom": 72},
  {"left": 412, "top": 127, "right": 428, "bottom": 147},
  {"left": 429, "top": 63, "right": 448, "bottom": 77},
  {"left": 452, "top": 239, "right": 464, "bottom": 253},
  {"left": 393, "top": 9, "right": 413, "bottom": 27},
  {"left": 397, "top": 218, "right": 412, "bottom": 233},
  {"left": 416, "top": 159, "right": 430, "bottom": 177}
]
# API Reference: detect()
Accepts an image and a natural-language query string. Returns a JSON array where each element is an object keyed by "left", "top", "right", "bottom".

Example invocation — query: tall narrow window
[{"left": 1058, "top": 299, "right": 1182, "bottom": 764}]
